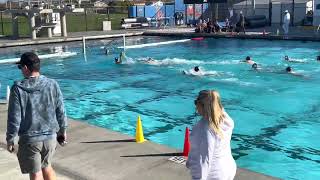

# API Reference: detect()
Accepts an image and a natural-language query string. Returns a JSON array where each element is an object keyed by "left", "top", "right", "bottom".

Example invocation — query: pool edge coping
[{"left": 0, "top": 29, "right": 320, "bottom": 49}]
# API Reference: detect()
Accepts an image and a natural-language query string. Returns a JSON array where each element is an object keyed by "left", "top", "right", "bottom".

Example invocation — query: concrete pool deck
[
  {"left": 0, "top": 25, "right": 320, "bottom": 48},
  {"left": 0, "top": 104, "right": 279, "bottom": 180},
  {"left": 0, "top": 30, "right": 143, "bottom": 48}
]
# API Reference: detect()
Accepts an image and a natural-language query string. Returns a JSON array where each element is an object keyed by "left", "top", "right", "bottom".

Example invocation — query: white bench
[{"left": 121, "top": 18, "right": 150, "bottom": 29}]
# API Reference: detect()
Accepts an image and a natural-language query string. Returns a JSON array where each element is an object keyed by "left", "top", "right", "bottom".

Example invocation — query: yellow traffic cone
[{"left": 135, "top": 115, "right": 146, "bottom": 143}]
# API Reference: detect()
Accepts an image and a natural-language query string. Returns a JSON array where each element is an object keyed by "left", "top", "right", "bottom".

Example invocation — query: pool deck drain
[{"left": 0, "top": 104, "right": 279, "bottom": 180}]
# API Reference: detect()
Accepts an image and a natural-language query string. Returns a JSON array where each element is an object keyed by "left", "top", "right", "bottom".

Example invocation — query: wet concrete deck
[
  {"left": 0, "top": 104, "right": 279, "bottom": 180},
  {"left": 143, "top": 27, "right": 320, "bottom": 41}
]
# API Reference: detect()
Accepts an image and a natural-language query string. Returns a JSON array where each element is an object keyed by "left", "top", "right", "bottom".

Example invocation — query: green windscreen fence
[{"left": 0, "top": 7, "right": 128, "bottom": 36}]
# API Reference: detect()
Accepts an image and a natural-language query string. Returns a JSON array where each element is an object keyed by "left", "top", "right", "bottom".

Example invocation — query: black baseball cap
[{"left": 16, "top": 52, "right": 40, "bottom": 66}]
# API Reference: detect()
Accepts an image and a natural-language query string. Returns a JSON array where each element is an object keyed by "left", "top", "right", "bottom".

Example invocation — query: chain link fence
[
  {"left": 66, "top": 7, "right": 128, "bottom": 32},
  {"left": 0, "top": 1, "right": 315, "bottom": 36},
  {"left": 219, "top": 0, "right": 313, "bottom": 26},
  {"left": 184, "top": 0, "right": 314, "bottom": 27}
]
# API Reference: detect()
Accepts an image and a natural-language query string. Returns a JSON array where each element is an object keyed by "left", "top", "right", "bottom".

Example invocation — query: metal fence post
[
  {"left": 185, "top": 4, "right": 187, "bottom": 24},
  {"left": 164, "top": 5, "right": 167, "bottom": 25},
  {"left": 108, "top": 7, "right": 110, "bottom": 21},
  {"left": 292, "top": 0, "right": 295, "bottom": 26},
  {"left": 245, "top": 0, "right": 248, "bottom": 16},
  {"left": 127, "top": 6, "right": 129, "bottom": 18},
  {"left": 215, "top": 3, "right": 218, "bottom": 20},
  {"left": 201, "top": 4, "right": 203, "bottom": 21},
  {"left": 252, "top": 0, "right": 255, "bottom": 15},
  {"left": 280, "top": 3, "right": 283, "bottom": 25},
  {"left": 0, "top": 12, "right": 3, "bottom": 35},
  {"left": 85, "top": 8, "right": 88, "bottom": 31},
  {"left": 193, "top": 4, "right": 195, "bottom": 22},
  {"left": 269, "top": 0, "right": 272, "bottom": 26}
]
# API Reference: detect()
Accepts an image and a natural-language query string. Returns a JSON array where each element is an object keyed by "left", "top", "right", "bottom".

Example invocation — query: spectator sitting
[
  {"left": 206, "top": 20, "right": 213, "bottom": 33},
  {"left": 224, "top": 18, "right": 231, "bottom": 32},
  {"left": 195, "top": 21, "right": 207, "bottom": 33},
  {"left": 202, "top": 21, "right": 207, "bottom": 31},
  {"left": 195, "top": 24, "right": 201, "bottom": 33}
]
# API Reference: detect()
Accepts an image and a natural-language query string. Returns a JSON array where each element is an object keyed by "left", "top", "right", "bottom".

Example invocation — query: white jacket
[
  {"left": 283, "top": 13, "right": 290, "bottom": 24},
  {"left": 186, "top": 112, "right": 236, "bottom": 180}
]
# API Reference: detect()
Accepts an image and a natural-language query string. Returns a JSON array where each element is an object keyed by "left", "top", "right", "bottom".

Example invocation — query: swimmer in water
[
  {"left": 105, "top": 49, "right": 110, "bottom": 55},
  {"left": 317, "top": 56, "right": 320, "bottom": 61},
  {"left": 142, "top": 57, "right": 159, "bottom": 65},
  {"left": 120, "top": 51, "right": 125, "bottom": 62},
  {"left": 286, "top": 66, "right": 292, "bottom": 73},
  {"left": 183, "top": 66, "right": 218, "bottom": 76},
  {"left": 243, "top": 56, "right": 255, "bottom": 65},
  {"left": 115, "top": 57, "right": 121, "bottom": 64},
  {"left": 183, "top": 66, "right": 202, "bottom": 75},
  {"left": 251, "top": 63, "right": 261, "bottom": 71},
  {"left": 284, "top": 55, "right": 289, "bottom": 61},
  {"left": 285, "top": 66, "right": 304, "bottom": 77},
  {"left": 146, "top": 57, "right": 155, "bottom": 63},
  {"left": 283, "top": 55, "right": 306, "bottom": 63}
]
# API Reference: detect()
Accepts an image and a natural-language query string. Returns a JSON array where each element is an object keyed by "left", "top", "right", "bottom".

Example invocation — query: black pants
[{"left": 239, "top": 25, "right": 246, "bottom": 33}]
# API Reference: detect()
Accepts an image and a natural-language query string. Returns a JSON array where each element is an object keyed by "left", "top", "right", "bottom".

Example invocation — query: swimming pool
[{"left": 0, "top": 37, "right": 319, "bottom": 180}]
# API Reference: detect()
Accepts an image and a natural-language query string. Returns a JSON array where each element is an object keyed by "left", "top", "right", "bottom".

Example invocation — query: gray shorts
[{"left": 17, "top": 139, "right": 57, "bottom": 174}]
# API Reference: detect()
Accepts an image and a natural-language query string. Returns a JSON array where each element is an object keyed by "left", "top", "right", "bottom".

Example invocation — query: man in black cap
[{"left": 6, "top": 52, "right": 67, "bottom": 180}]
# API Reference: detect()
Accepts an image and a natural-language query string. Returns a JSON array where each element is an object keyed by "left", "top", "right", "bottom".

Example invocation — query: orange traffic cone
[{"left": 183, "top": 127, "right": 190, "bottom": 157}]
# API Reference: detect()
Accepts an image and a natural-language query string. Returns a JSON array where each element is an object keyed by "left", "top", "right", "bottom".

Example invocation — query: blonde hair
[{"left": 196, "top": 90, "right": 225, "bottom": 138}]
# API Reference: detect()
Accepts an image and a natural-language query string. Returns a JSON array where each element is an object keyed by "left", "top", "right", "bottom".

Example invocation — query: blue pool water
[{"left": 0, "top": 37, "right": 319, "bottom": 180}]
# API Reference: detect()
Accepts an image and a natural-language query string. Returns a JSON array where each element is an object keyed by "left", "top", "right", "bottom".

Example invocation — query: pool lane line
[
  {"left": 117, "top": 39, "right": 191, "bottom": 49},
  {"left": 0, "top": 52, "right": 78, "bottom": 64}
]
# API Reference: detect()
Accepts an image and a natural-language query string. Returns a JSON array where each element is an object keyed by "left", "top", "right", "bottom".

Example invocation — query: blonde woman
[{"left": 186, "top": 90, "right": 236, "bottom": 180}]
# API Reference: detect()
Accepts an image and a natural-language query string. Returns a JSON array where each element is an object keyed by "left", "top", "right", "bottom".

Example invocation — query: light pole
[
  {"left": 269, "top": 0, "right": 272, "bottom": 26},
  {"left": 252, "top": 0, "right": 255, "bottom": 15},
  {"left": 292, "top": 0, "right": 295, "bottom": 26}
]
